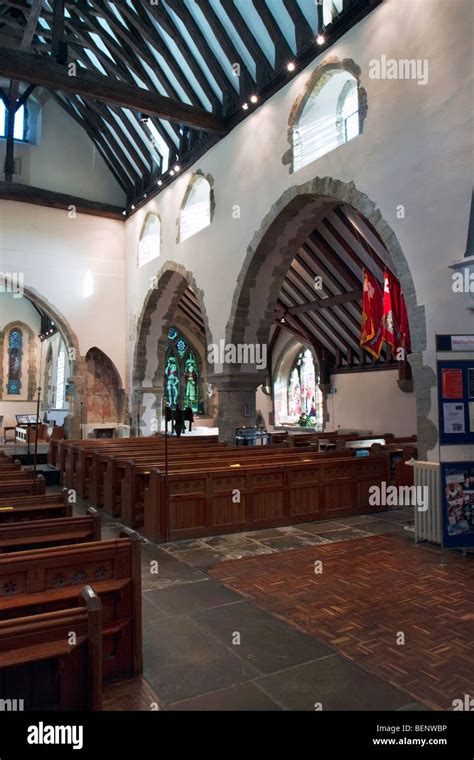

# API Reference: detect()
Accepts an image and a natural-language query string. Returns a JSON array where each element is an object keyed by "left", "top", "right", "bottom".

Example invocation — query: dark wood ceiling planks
[{"left": 0, "top": 0, "right": 381, "bottom": 207}]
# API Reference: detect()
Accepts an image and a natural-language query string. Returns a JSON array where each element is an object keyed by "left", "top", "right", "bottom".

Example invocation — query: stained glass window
[
  {"left": 176, "top": 337, "right": 188, "bottom": 358},
  {"left": 164, "top": 337, "right": 200, "bottom": 413},
  {"left": 184, "top": 352, "right": 199, "bottom": 412},
  {"left": 7, "top": 329, "right": 22, "bottom": 395},
  {"left": 164, "top": 353, "right": 180, "bottom": 409},
  {"left": 287, "top": 348, "right": 323, "bottom": 426}
]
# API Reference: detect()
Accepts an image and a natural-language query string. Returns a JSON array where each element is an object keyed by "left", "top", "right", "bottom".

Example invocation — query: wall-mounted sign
[
  {"left": 441, "top": 368, "right": 463, "bottom": 399},
  {"left": 441, "top": 462, "right": 474, "bottom": 549},
  {"left": 437, "top": 359, "right": 474, "bottom": 445},
  {"left": 451, "top": 335, "right": 474, "bottom": 352}
]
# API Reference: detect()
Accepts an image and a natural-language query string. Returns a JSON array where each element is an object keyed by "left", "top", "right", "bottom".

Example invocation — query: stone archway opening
[
  {"left": 225, "top": 177, "right": 434, "bottom": 455},
  {"left": 13, "top": 285, "right": 84, "bottom": 439},
  {"left": 132, "top": 262, "right": 213, "bottom": 436}
]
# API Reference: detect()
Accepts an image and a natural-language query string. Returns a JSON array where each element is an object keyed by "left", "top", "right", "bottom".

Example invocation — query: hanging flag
[
  {"left": 398, "top": 285, "right": 412, "bottom": 354},
  {"left": 360, "top": 269, "right": 383, "bottom": 358},
  {"left": 382, "top": 269, "right": 412, "bottom": 356},
  {"left": 382, "top": 269, "right": 397, "bottom": 349}
]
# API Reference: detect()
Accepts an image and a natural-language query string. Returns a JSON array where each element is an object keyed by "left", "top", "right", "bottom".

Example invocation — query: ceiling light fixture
[
  {"left": 242, "top": 102, "right": 249, "bottom": 111},
  {"left": 157, "top": 179, "right": 163, "bottom": 186},
  {"left": 316, "top": 34, "right": 325, "bottom": 45},
  {"left": 287, "top": 62, "right": 296, "bottom": 72},
  {"left": 174, "top": 164, "right": 180, "bottom": 172},
  {"left": 250, "top": 94, "right": 258, "bottom": 104},
  {"left": 131, "top": 204, "right": 135, "bottom": 210}
]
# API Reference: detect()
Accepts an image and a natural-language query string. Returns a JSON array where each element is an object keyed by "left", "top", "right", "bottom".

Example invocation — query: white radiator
[{"left": 413, "top": 461, "right": 442, "bottom": 544}]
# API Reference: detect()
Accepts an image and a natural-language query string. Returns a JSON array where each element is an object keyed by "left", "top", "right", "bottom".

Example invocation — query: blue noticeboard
[
  {"left": 441, "top": 462, "right": 474, "bottom": 549},
  {"left": 437, "top": 360, "right": 474, "bottom": 445}
]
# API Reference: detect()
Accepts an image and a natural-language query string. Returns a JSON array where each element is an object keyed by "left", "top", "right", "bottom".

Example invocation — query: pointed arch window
[
  {"left": 179, "top": 176, "right": 211, "bottom": 242},
  {"left": 7, "top": 328, "right": 23, "bottom": 395},
  {"left": 164, "top": 327, "right": 200, "bottom": 413},
  {"left": 292, "top": 69, "right": 361, "bottom": 172},
  {"left": 288, "top": 349, "right": 323, "bottom": 426}
]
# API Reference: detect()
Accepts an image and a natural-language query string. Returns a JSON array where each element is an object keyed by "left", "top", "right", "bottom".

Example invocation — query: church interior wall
[
  {"left": 325, "top": 369, "right": 417, "bottom": 438},
  {"left": 124, "top": 0, "right": 472, "bottom": 458},
  {"left": 0, "top": 201, "right": 127, "bottom": 391},
  {"left": 0, "top": 0, "right": 470, "bottom": 454},
  {"left": 0, "top": 94, "right": 126, "bottom": 205}
]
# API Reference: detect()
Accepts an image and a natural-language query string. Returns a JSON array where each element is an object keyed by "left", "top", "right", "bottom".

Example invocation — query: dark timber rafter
[
  {"left": 0, "top": 0, "right": 382, "bottom": 209},
  {"left": 0, "top": 46, "right": 227, "bottom": 133}
]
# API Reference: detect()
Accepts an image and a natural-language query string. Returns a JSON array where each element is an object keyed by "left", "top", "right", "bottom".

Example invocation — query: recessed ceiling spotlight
[
  {"left": 131, "top": 204, "right": 136, "bottom": 210},
  {"left": 316, "top": 34, "right": 325, "bottom": 45},
  {"left": 122, "top": 210, "right": 127, "bottom": 215},
  {"left": 280, "top": 317, "right": 286, "bottom": 324},
  {"left": 250, "top": 94, "right": 258, "bottom": 104},
  {"left": 170, "top": 169, "right": 175, "bottom": 176},
  {"left": 287, "top": 61, "right": 296, "bottom": 72},
  {"left": 143, "top": 193, "right": 147, "bottom": 198},
  {"left": 157, "top": 179, "right": 163, "bottom": 186},
  {"left": 242, "top": 102, "right": 249, "bottom": 110},
  {"left": 174, "top": 164, "right": 180, "bottom": 172}
]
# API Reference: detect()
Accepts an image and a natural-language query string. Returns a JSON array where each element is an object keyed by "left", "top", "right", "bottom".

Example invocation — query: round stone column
[{"left": 207, "top": 371, "right": 266, "bottom": 443}]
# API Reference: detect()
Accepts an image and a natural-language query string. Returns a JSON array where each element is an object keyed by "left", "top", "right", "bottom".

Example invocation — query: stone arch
[
  {"left": 284, "top": 56, "right": 368, "bottom": 172},
  {"left": 177, "top": 170, "right": 215, "bottom": 243},
  {"left": 226, "top": 176, "right": 435, "bottom": 456},
  {"left": 0, "top": 320, "right": 37, "bottom": 400},
  {"left": 16, "top": 284, "right": 82, "bottom": 438},
  {"left": 132, "top": 261, "right": 212, "bottom": 435}
]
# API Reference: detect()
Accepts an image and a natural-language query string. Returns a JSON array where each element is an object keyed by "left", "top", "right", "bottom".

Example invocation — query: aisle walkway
[{"left": 83, "top": 501, "right": 439, "bottom": 711}]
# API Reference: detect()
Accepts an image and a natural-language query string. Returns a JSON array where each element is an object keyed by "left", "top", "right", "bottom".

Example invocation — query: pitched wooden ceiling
[
  {"left": 275, "top": 203, "right": 398, "bottom": 368},
  {"left": 0, "top": 0, "right": 380, "bottom": 209}
]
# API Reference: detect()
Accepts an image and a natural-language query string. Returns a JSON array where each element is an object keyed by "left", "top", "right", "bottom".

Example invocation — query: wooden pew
[
  {"left": 84, "top": 439, "right": 225, "bottom": 504},
  {"left": 0, "top": 532, "right": 142, "bottom": 682},
  {"left": 120, "top": 448, "right": 354, "bottom": 528},
  {"left": 0, "top": 586, "right": 102, "bottom": 711},
  {"left": 143, "top": 453, "right": 391, "bottom": 542},
  {"left": 0, "top": 508, "right": 101, "bottom": 552},
  {"left": 61, "top": 435, "right": 219, "bottom": 492},
  {"left": 0, "top": 474, "right": 46, "bottom": 500}
]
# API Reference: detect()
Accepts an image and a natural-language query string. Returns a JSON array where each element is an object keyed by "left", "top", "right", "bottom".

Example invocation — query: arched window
[
  {"left": 164, "top": 327, "right": 200, "bottom": 413},
  {"left": 138, "top": 213, "right": 161, "bottom": 267},
  {"left": 179, "top": 176, "right": 211, "bottom": 242},
  {"left": 7, "top": 328, "right": 23, "bottom": 395},
  {"left": 292, "top": 69, "right": 361, "bottom": 172},
  {"left": 287, "top": 349, "right": 323, "bottom": 427}
]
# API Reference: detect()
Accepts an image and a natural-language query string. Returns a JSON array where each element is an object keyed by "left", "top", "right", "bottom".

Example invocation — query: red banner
[{"left": 360, "top": 269, "right": 383, "bottom": 358}]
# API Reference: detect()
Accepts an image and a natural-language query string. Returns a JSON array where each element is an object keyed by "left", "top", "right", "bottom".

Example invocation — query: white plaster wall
[
  {"left": 124, "top": 0, "right": 473, "bottom": 459},
  {"left": 0, "top": 202, "right": 127, "bottom": 385},
  {"left": 0, "top": 96, "right": 125, "bottom": 205},
  {"left": 325, "top": 370, "right": 417, "bottom": 437}
]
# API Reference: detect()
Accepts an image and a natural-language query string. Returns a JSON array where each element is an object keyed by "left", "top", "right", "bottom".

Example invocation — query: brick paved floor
[{"left": 210, "top": 534, "right": 474, "bottom": 711}]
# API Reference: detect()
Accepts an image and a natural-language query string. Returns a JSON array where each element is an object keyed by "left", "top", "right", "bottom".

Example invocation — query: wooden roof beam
[{"left": 0, "top": 46, "right": 227, "bottom": 132}]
